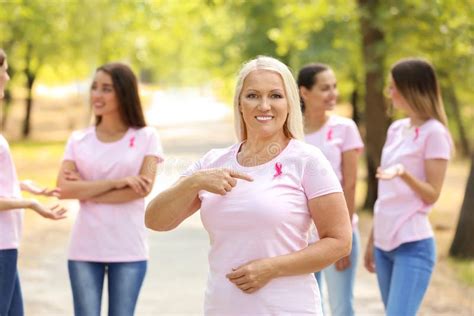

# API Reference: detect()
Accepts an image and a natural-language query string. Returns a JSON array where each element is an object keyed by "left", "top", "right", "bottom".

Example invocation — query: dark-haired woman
[
  {"left": 298, "top": 63, "right": 363, "bottom": 316},
  {"left": 364, "top": 58, "right": 452, "bottom": 316},
  {"left": 57, "top": 63, "right": 164, "bottom": 316}
]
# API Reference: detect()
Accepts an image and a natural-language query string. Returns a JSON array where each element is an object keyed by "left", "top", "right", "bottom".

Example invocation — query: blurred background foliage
[
  {"left": 1, "top": 0, "right": 473, "bottom": 257},
  {"left": 1, "top": 0, "right": 472, "bottom": 143}
]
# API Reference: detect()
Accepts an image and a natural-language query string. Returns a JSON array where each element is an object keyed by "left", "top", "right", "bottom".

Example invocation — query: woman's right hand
[
  {"left": 63, "top": 169, "right": 83, "bottom": 182},
  {"left": 193, "top": 168, "right": 253, "bottom": 195},
  {"left": 364, "top": 241, "right": 376, "bottom": 273},
  {"left": 115, "top": 176, "right": 152, "bottom": 196},
  {"left": 29, "top": 200, "right": 68, "bottom": 220},
  {"left": 20, "top": 180, "right": 61, "bottom": 197}
]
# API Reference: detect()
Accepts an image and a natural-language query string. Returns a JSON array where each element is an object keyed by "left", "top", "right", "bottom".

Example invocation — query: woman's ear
[{"left": 299, "top": 86, "right": 309, "bottom": 100}]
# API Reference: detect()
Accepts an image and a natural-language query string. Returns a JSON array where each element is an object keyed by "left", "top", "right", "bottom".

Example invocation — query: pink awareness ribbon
[
  {"left": 326, "top": 128, "right": 333, "bottom": 141},
  {"left": 274, "top": 162, "right": 283, "bottom": 178},
  {"left": 414, "top": 127, "right": 419, "bottom": 141}
]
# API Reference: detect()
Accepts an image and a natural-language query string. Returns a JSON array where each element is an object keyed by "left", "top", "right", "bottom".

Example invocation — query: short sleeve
[
  {"left": 181, "top": 159, "right": 202, "bottom": 177},
  {"left": 0, "top": 137, "right": 19, "bottom": 198},
  {"left": 386, "top": 121, "right": 400, "bottom": 140},
  {"left": 0, "top": 136, "right": 8, "bottom": 157},
  {"left": 342, "top": 121, "right": 364, "bottom": 152},
  {"left": 144, "top": 127, "right": 164, "bottom": 162},
  {"left": 180, "top": 148, "right": 222, "bottom": 177},
  {"left": 0, "top": 137, "right": 12, "bottom": 190},
  {"left": 63, "top": 134, "right": 76, "bottom": 161},
  {"left": 302, "top": 150, "right": 342, "bottom": 200},
  {"left": 424, "top": 127, "right": 452, "bottom": 160}
]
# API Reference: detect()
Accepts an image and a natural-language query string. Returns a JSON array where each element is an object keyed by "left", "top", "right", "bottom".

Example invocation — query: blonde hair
[
  {"left": 391, "top": 58, "right": 448, "bottom": 126},
  {"left": 233, "top": 56, "right": 304, "bottom": 141}
]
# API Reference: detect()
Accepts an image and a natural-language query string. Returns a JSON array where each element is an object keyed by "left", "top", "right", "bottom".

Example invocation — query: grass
[
  {"left": 449, "top": 258, "right": 474, "bottom": 286},
  {"left": 10, "top": 140, "right": 66, "bottom": 193}
]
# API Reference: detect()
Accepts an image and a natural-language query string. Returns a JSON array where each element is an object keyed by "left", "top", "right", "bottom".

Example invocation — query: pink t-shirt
[
  {"left": 0, "top": 135, "right": 23, "bottom": 250},
  {"left": 374, "top": 118, "right": 452, "bottom": 251},
  {"left": 183, "top": 139, "right": 342, "bottom": 315},
  {"left": 64, "top": 126, "right": 163, "bottom": 262},
  {"left": 305, "top": 115, "right": 364, "bottom": 234}
]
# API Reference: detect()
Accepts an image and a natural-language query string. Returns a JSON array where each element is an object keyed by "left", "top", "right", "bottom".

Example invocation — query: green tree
[{"left": 1, "top": 1, "right": 73, "bottom": 137}]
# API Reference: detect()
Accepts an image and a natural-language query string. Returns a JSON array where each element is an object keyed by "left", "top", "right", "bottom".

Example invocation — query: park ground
[{"left": 4, "top": 87, "right": 473, "bottom": 315}]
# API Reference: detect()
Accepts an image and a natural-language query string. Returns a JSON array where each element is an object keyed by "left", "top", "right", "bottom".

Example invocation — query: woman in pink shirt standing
[
  {"left": 364, "top": 58, "right": 452, "bottom": 316},
  {"left": 145, "top": 56, "right": 352, "bottom": 315},
  {"left": 298, "top": 63, "right": 364, "bottom": 316},
  {"left": 1, "top": 49, "right": 67, "bottom": 316},
  {"left": 57, "top": 63, "right": 163, "bottom": 316}
]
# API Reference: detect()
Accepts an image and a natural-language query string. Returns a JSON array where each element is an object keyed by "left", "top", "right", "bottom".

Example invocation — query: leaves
[{"left": 0, "top": 0, "right": 472, "bottom": 118}]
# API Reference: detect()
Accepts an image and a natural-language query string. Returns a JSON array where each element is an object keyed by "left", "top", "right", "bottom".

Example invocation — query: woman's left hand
[
  {"left": 376, "top": 164, "right": 404, "bottom": 180},
  {"left": 226, "top": 258, "right": 276, "bottom": 294},
  {"left": 20, "top": 180, "right": 61, "bottom": 197},
  {"left": 335, "top": 255, "right": 351, "bottom": 271}
]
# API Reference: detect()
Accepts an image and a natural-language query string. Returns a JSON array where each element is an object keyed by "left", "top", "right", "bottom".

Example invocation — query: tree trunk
[
  {"left": 22, "top": 75, "right": 35, "bottom": 138},
  {"left": 357, "top": 0, "right": 391, "bottom": 211},
  {"left": 1, "top": 89, "right": 12, "bottom": 131},
  {"left": 450, "top": 154, "right": 474, "bottom": 258},
  {"left": 350, "top": 87, "right": 360, "bottom": 125},
  {"left": 22, "top": 43, "right": 38, "bottom": 138},
  {"left": 443, "top": 82, "right": 470, "bottom": 157}
]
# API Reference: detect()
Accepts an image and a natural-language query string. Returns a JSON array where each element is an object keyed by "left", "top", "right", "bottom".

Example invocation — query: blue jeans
[
  {"left": 315, "top": 231, "right": 359, "bottom": 316},
  {"left": 374, "top": 238, "right": 436, "bottom": 316},
  {"left": 68, "top": 260, "right": 147, "bottom": 316},
  {"left": 0, "top": 249, "right": 23, "bottom": 316}
]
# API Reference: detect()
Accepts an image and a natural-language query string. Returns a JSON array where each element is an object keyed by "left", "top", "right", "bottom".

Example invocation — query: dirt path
[{"left": 18, "top": 93, "right": 473, "bottom": 315}]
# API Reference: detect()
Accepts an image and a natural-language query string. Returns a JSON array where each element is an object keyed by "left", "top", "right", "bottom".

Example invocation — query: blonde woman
[
  {"left": 145, "top": 56, "right": 352, "bottom": 315},
  {"left": 364, "top": 58, "right": 452, "bottom": 316}
]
